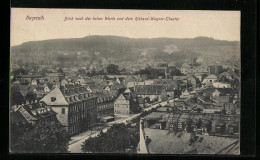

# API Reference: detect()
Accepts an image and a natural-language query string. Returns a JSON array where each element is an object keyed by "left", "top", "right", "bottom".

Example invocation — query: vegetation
[
  {"left": 82, "top": 123, "right": 139, "bottom": 153},
  {"left": 10, "top": 121, "right": 69, "bottom": 153},
  {"left": 10, "top": 86, "right": 25, "bottom": 106},
  {"left": 25, "top": 91, "right": 37, "bottom": 102},
  {"left": 106, "top": 64, "right": 120, "bottom": 75},
  {"left": 137, "top": 67, "right": 165, "bottom": 79},
  {"left": 11, "top": 36, "right": 240, "bottom": 68},
  {"left": 169, "top": 67, "right": 182, "bottom": 76}
]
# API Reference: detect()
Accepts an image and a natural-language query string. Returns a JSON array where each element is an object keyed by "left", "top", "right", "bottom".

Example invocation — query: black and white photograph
[{"left": 10, "top": 9, "right": 241, "bottom": 154}]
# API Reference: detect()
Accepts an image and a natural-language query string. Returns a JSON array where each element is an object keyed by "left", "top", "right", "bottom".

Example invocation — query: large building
[{"left": 40, "top": 84, "right": 98, "bottom": 136}]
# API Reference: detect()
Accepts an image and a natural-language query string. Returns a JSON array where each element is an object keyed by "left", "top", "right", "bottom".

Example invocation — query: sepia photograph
[{"left": 10, "top": 8, "right": 241, "bottom": 154}]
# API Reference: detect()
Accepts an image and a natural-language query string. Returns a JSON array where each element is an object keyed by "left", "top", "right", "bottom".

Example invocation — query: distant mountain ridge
[{"left": 11, "top": 35, "right": 240, "bottom": 63}]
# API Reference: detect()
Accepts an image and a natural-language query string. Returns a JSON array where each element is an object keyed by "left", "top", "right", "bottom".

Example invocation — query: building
[
  {"left": 45, "top": 72, "right": 65, "bottom": 84},
  {"left": 134, "top": 85, "right": 167, "bottom": 102},
  {"left": 187, "top": 75, "right": 201, "bottom": 89},
  {"left": 181, "top": 63, "right": 210, "bottom": 75},
  {"left": 202, "top": 74, "right": 218, "bottom": 87},
  {"left": 10, "top": 102, "right": 59, "bottom": 126},
  {"left": 213, "top": 81, "right": 232, "bottom": 88},
  {"left": 209, "top": 65, "right": 223, "bottom": 75},
  {"left": 127, "top": 81, "right": 145, "bottom": 88},
  {"left": 31, "top": 79, "right": 38, "bottom": 86},
  {"left": 211, "top": 88, "right": 238, "bottom": 103},
  {"left": 40, "top": 84, "right": 98, "bottom": 136},
  {"left": 114, "top": 89, "right": 138, "bottom": 115},
  {"left": 95, "top": 92, "right": 115, "bottom": 121}
]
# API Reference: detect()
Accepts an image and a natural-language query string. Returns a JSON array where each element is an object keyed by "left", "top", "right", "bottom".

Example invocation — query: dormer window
[{"left": 51, "top": 97, "right": 56, "bottom": 102}]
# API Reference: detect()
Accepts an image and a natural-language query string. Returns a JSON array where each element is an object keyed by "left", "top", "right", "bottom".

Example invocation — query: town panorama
[{"left": 10, "top": 35, "right": 240, "bottom": 154}]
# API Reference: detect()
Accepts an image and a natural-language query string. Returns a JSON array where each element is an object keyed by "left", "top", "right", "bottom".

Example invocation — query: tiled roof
[
  {"left": 135, "top": 85, "right": 165, "bottom": 95},
  {"left": 40, "top": 87, "right": 69, "bottom": 105}
]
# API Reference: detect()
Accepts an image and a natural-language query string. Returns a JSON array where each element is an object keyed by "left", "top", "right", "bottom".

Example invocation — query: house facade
[
  {"left": 95, "top": 92, "right": 115, "bottom": 121},
  {"left": 134, "top": 85, "right": 166, "bottom": 102},
  {"left": 213, "top": 81, "right": 232, "bottom": 88},
  {"left": 202, "top": 74, "right": 218, "bottom": 87},
  {"left": 114, "top": 89, "right": 138, "bottom": 115}
]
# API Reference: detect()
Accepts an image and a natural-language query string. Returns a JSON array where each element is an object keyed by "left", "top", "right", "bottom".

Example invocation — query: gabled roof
[
  {"left": 214, "top": 88, "right": 238, "bottom": 96},
  {"left": 220, "top": 72, "right": 232, "bottom": 76},
  {"left": 124, "top": 88, "right": 132, "bottom": 94},
  {"left": 200, "top": 87, "right": 217, "bottom": 94},
  {"left": 205, "top": 74, "right": 217, "bottom": 79},
  {"left": 40, "top": 87, "right": 69, "bottom": 106},
  {"left": 187, "top": 75, "right": 201, "bottom": 83}
]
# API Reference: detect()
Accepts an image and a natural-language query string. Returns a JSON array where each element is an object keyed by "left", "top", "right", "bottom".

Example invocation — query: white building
[{"left": 213, "top": 81, "right": 232, "bottom": 88}]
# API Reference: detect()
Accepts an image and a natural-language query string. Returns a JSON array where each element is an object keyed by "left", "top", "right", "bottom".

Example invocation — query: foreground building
[{"left": 40, "top": 84, "right": 98, "bottom": 136}]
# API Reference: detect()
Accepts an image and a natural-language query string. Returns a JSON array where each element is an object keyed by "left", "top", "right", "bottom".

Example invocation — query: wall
[
  {"left": 137, "top": 119, "right": 149, "bottom": 153},
  {"left": 51, "top": 106, "right": 68, "bottom": 129}
]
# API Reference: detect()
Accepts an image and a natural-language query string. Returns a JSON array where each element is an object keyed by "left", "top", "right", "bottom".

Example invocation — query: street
[{"left": 68, "top": 100, "right": 169, "bottom": 153}]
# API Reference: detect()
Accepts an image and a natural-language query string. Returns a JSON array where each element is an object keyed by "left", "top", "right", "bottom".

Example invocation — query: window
[
  {"left": 51, "top": 97, "right": 56, "bottom": 102},
  {"left": 62, "top": 108, "right": 65, "bottom": 114}
]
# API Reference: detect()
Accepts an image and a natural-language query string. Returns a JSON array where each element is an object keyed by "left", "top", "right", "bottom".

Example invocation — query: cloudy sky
[{"left": 11, "top": 8, "right": 240, "bottom": 46}]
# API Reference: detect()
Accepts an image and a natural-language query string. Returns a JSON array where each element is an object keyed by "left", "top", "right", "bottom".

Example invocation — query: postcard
[{"left": 10, "top": 8, "right": 240, "bottom": 154}]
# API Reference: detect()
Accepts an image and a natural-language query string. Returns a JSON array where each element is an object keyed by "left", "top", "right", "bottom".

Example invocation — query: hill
[{"left": 11, "top": 35, "right": 240, "bottom": 64}]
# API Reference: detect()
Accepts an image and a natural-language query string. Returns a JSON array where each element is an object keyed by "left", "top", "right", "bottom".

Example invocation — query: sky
[{"left": 11, "top": 8, "right": 240, "bottom": 46}]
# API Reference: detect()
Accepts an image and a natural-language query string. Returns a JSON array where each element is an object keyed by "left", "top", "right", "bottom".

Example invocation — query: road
[{"left": 68, "top": 100, "right": 169, "bottom": 153}]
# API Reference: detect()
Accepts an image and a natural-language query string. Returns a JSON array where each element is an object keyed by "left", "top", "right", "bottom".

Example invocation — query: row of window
[
  {"left": 69, "top": 123, "right": 81, "bottom": 135},
  {"left": 97, "top": 103, "right": 114, "bottom": 110},
  {"left": 97, "top": 109, "right": 114, "bottom": 116},
  {"left": 114, "top": 104, "right": 129, "bottom": 108},
  {"left": 114, "top": 109, "right": 129, "bottom": 114},
  {"left": 68, "top": 107, "right": 96, "bottom": 123},
  {"left": 68, "top": 100, "right": 96, "bottom": 113}
]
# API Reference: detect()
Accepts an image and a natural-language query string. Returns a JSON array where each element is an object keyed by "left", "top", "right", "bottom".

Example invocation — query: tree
[
  {"left": 12, "top": 68, "right": 28, "bottom": 81},
  {"left": 137, "top": 67, "right": 165, "bottom": 79},
  {"left": 25, "top": 91, "right": 37, "bottom": 102},
  {"left": 106, "top": 64, "right": 120, "bottom": 75},
  {"left": 82, "top": 123, "right": 139, "bottom": 153},
  {"left": 196, "top": 118, "right": 203, "bottom": 129},
  {"left": 205, "top": 120, "right": 212, "bottom": 133},
  {"left": 185, "top": 118, "right": 193, "bottom": 133},
  {"left": 131, "top": 104, "right": 142, "bottom": 114},
  {"left": 12, "top": 68, "right": 27, "bottom": 76},
  {"left": 170, "top": 68, "right": 182, "bottom": 76},
  {"left": 78, "top": 69, "right": 86, "bottom": 75},
  {"left": 11, "top": 122, "right": 69, "bottom": 153},
  {"left": 57, "top": 68, "right": 64, "bottom": 73},
  {"left": 10, "top": 86, "right": 25, "bottom": 106}
]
